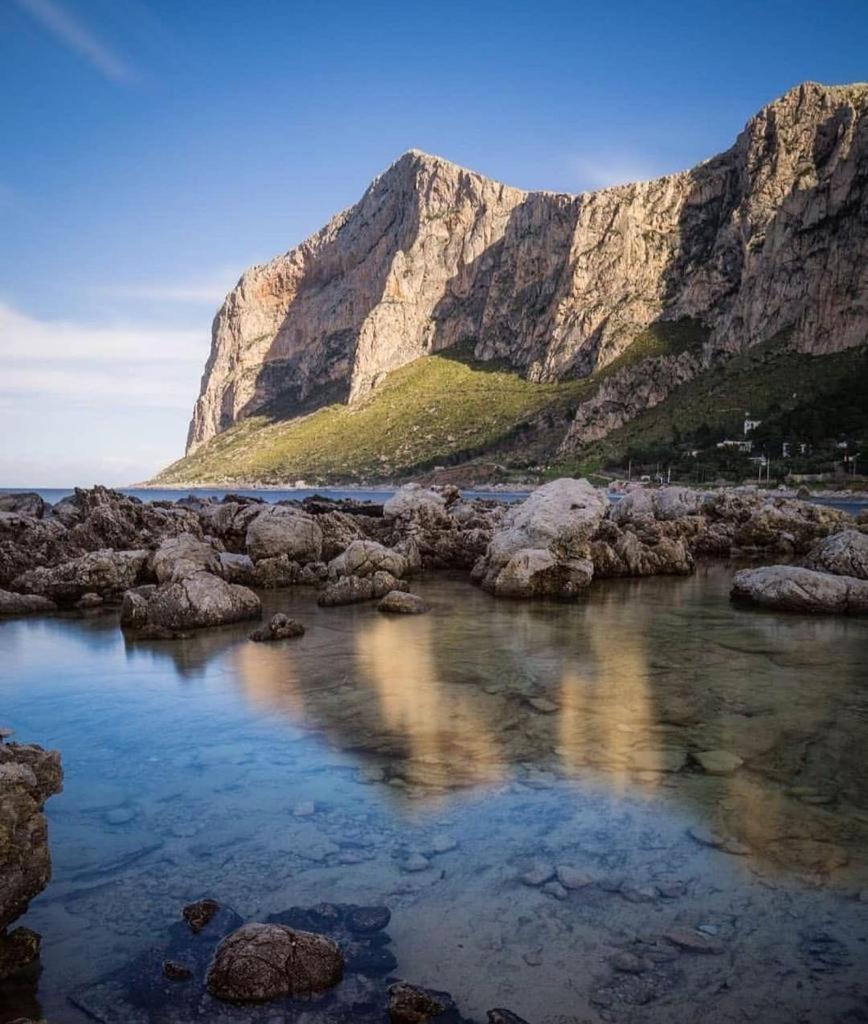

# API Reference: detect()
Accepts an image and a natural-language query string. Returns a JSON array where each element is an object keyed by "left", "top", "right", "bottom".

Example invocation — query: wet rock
[
  {"left": 613, "top": 951, "right": 649, "bottom": 974},
  {"left": 206, "top": 922, "right": 343, "bottom": 1001},
  {"left": 520, "top": 860, "right": 555, "bottom": 886},
  {"left": 103, "top": 807, "right": 135, "bottom": 826},
  {"left": 293, "top": 800, "right": 316, "bottom": 817},
  {"left": 0, "top": 927, "right": 40, "bottom": 979},
  {"left": 0, "top": 743, "right": 63, "bottom": 979},
  {"left": 556, "top": 865, "right": 593, "bottom": 890},
  {"left": 663, "top": 927, "right": 725, "bottom": 954},
  {"left": 249, "top": 612, "right": 305, "bottom": 642},
  {"left": 687, "top": 824, "right": 750, "bottom": 855},
  {"left": 75, "top": 591, "right": 103, "bottom": 609},
  {"left": 388, "top": 981, "right": 448, "bottom": 1023},
  {"left": 329, "top": 539, "right": 408, "bottom": 580},
  {"left": 378, "top": 590, "right": 429, "bottom": 614},
  {"left": 245, "top": 506, "right": 323, "bottom": 563},
  {"left": 11, "top": 548, "right": 148, "bottom": 604},
  {"left": 346, "top": 905, "right": 391, "bottom": 934},
  {"left": 802, "top": 529, "right": 868, "bottom": 579},
  {"left": 487, "top": 1011, "right": 532, "bottom": 1024},
  {"left": 182, "top": 897, "right": 219, "bottom": 934},
  {"left": 162, "top": 959, "right": 191, "bottom": 981},
  {"left": 542, "top": 880, "right": 568, "bottom": 899},
  {"left": 121, "top": 571, "right": 260, "bottom": 633},
  {"left": 629, "top": 748, "right": 687, "bottom": 772},
  {"left": 318, "top": 571, "right": 406, "bottom": 607},
  {"left": 428, "top": 834, "right": 458, "bottom": 855},
  {"left": 401, "top": 853, "right": 431, "bottom": 873},
  {"left": 0, "top": 589, "right": 56, "bottom": 616},
  {"left": 693, "top": 749, "right": 744, "bottom": 775},
  {"left": 731, "top": 565, "right": 868, "bottom": 614}
]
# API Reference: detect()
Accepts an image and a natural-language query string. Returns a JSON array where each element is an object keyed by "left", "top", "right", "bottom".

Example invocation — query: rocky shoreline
[{"left": 1, "top": 480, "right": 866, "bottom": 628}]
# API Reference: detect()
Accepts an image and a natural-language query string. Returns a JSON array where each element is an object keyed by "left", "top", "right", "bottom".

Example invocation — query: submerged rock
[
  {"left": 249, "top": 613, "right": 305, "bottom": 642},
  {"left": 731, "top": 565, "right": 868, "bottom": 614},
  {"left": 0, "top": 743, "right": 63, "bottom": 979},
  {"left": 182, "top": 898, "right": 220, "bottom": 934},
  {"left": 388, "top": 981, "right": 449, "bottom": 1023},
  {"left": 206, "top": 922, "right": 344, "bottom": 1001}
]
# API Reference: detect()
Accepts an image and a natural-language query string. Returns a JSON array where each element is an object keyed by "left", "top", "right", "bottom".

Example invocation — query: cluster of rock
[
  {"left": 732, "top": 528, "right": 868, "bottom": 614},
  {"left": 0, "top": 738, "right": 63, "bottom": 980},
  {"left": 0, "top": 482, "right": 861, "bottom": 629},
  {"left": 72, "top": 897, "right": 529, "bottom": 1024}
]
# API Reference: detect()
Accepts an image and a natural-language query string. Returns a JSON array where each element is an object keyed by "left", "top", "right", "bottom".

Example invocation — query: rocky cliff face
[{"left": 186, "top": 82, "right": 868, "bottom": 457}]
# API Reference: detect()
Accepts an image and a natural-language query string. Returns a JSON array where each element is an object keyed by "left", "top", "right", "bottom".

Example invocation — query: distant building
[
  {"left": 717, "top": 439, "right": 752, "bottom": 452},
  {"left": 744, "top": 412, "right": 762, "bottom": 435}
]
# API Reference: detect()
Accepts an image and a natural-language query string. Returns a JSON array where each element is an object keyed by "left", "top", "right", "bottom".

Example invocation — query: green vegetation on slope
[
  {"left": 156, "top": 322, "right": 707, "bottom": 485},
  {"left": 556, "top": 340, "right": 868, "bottom": 480}
]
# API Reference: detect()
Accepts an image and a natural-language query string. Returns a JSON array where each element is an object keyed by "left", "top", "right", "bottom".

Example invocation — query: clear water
[{"left": 2, "top": 567, "right": 868, "bottom": 1022}]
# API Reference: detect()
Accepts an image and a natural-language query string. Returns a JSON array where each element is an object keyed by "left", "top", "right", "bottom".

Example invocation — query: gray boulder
[
  {"left": 218, "top": 551, "right": 256, "bottom": 585},
  {"left": 802, "top": 529, "right": 868, "bottom": 580},
  {"left": 0, "top": 492, "right": 48, "bottom": 519},
  {"left": 151, "top": 532, "right": 221, "bottom": 583},
  {"left": 246, "top": 506, "right": 323, "bottom": 563},
  {"left": 121, "top": 571, "right": 261, "bottom": 633},
  {"left": 206, "top": 922, "right": 343, "bottom": 1001},
  {"left": 11, "top": 549, "right": 148, "bottom": 604},
  {"left": 249, "top": 613, "right": 305, "bottom": 642},
  {"left": 731, "top": 565, "right": 868, "bottom": 615},
  {"left": 328, "top": 539, "right": 408, "bottom": 580}
]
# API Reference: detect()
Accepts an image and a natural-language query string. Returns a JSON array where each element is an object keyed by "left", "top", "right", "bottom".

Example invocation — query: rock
[
  {"left": 0, "top": 927, "right": 41, "bottom": 979},
  {"left": 630, "top": 748, "right": 687, "bottom": 772},
  {"left": 346, "top": 906, "right": 391, "bottom": 934},
  {"left": 401, "top": 853, "right": 431, "bottom": 873},
  {"left": 11, "top": 549, "right": 148, "bottom": 604},
  {"left": 75, "top": 591, "right": 103, "bottom": 609},
  {"left": 162, "top": 960, "right": 192, "bottom": 981},
  {"left": 378, "top": 591, "right": 428, "bottom": 614},
  {"left": 663, "top": 927, "right": 725, "bottom": 954},
  {"left": 388, "top": 981, "right": 448, "bottom": 1023},
  {"left": 0, "top": 589, "right": 56, "bottom": 616},
  {"left": 151, "top": 532, "right": 221, "bottom": 582},
  {"left": 520, "top": 860, "right": 555, "bottom": 886},
  {"left": 384, "top": 485, "right": 449, "bottom": 525},
  {"left": 329, "top": 539, "right": 408, "bottom": 579},
  {"left": 249, "top": 613, "right": 305, "bottom": 642},
  {"left": 476, "top": 479, "right": 606, "bottom": 599},
  {"left": 183, "top": 898, "right": 220, "bottom": 934},
  {"left": 693, "top": 750, "right": 743, "bottom": 775},
  {"left": 318, "top": 572, "right": 406, "bottom": 607},
  {"left": 428, "top": 834, "right": 458, "bottom": 855},
  {"left": 293, "top": 800, "right": 316, "bottom": 817},
  {"left": 246, "top": 506, "right": 323, "bottom": 563},
  {"left": 487, "top": 1011, "right": 532, "bottom": 1024},
  {"left": 687, "top": 824, "right": 750, "bottom": 855},
  {"left": 731, "top": 565, "right": 868, "bottom": 614},
  {"left": 0, "top": 743, "right": 63, "bottom": 979},
  {"left": 612, "top": 951, "right": 648, "bottom": 974},
  {"left": 206, "top": 922, "right": 343, "bottom": 1001},
  {"left": 802, "top": 529, "right": 868, "bottom": 579},
  {"left": 121, "top": 571, "right": 261, "bottom": 633},
  {"left": 556, "top": 865, "right": 593, "bottom": 890},
  {"left": 0, "top": 492, "right": 48, "bottom": 518},
  {"left": 218, "top": 551, "right": 256, "bottom": 585}
]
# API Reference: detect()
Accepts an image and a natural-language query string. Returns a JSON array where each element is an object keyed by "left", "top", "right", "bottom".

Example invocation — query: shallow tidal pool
[{"left": 2, "top": 566, "right": 867, "bottom": 1023}]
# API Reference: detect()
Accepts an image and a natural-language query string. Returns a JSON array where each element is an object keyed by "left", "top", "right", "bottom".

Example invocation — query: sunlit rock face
[{"left": 187, "top": 82, "right": 868, "bottom": 454}]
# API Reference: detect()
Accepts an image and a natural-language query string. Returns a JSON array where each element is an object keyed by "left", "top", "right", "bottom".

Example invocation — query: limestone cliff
[{"left": 184, "top": 82, "right": 868, "bottom": 462}]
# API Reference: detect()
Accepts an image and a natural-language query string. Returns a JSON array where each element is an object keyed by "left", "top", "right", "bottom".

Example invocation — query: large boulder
[
  {"left": 151, "top": 532, "right": 221, "bottom": 583},
  {"left": 218, "top": 551, "right": 256, "bottom": 586},
  {"left": 245, "top": 506, "right": 323, "bottom": 563},
  {"left": 591, "top": 522, "right": 694, "bottom": 577},
  {"left": 206, "top": 922, "right": 343, "bottom": 1001},
  {"left": 328, "top": 539, "right": 408, "bottom": 580},
  {"left": 10, "top": 549, "right": 148, "bottom": 604},
  {"left": 802, "top": 529, "right": 868, "bottom": 580},
  {"left": 384, "top": 485, "right": 450, "bottom": 526},
  {"left": 378, "top": 591, "right": 428, "bottom": 614},
  {"left": 0, "top": 742, "right": 63, "bottom": 979},
  {"left": 475, "top": 479, "right": 607, "bottom": 599},
  {"left": 0, "top": 590, "right": 56, "bottom": 616},
  {"left": 731, "top": 565, "right": 868, "bottom": 615},
  {"left": 121, "top": 571, "right": 261, "bottom": 634}
]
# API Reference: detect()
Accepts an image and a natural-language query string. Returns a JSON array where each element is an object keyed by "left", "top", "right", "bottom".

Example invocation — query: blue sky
[{"left": 1, "top": 0, "right": 866, "bottom": 485}]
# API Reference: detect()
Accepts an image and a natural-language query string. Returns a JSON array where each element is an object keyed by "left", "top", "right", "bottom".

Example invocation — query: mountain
[{"left": 157, "top": 82, "right": 868, "bottom": 485}]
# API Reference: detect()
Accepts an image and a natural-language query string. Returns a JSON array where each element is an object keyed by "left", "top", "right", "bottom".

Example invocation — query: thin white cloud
[
  {"left": 570, "top": 152, "right": 670, "bottom": 191},
  {"left": 14, "top": 0, "right": 134, "bottom": 83},
  {"left": 0, "top": 299, "right": 204, "bottom": 364},
  {"left": 93, "top": 270, "right": 240, "bottom": 305}
]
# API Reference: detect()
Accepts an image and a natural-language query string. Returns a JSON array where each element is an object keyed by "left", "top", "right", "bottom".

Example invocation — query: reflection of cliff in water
[{"left": 226, "top": 568, "right": 868, "bottom": 875}]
